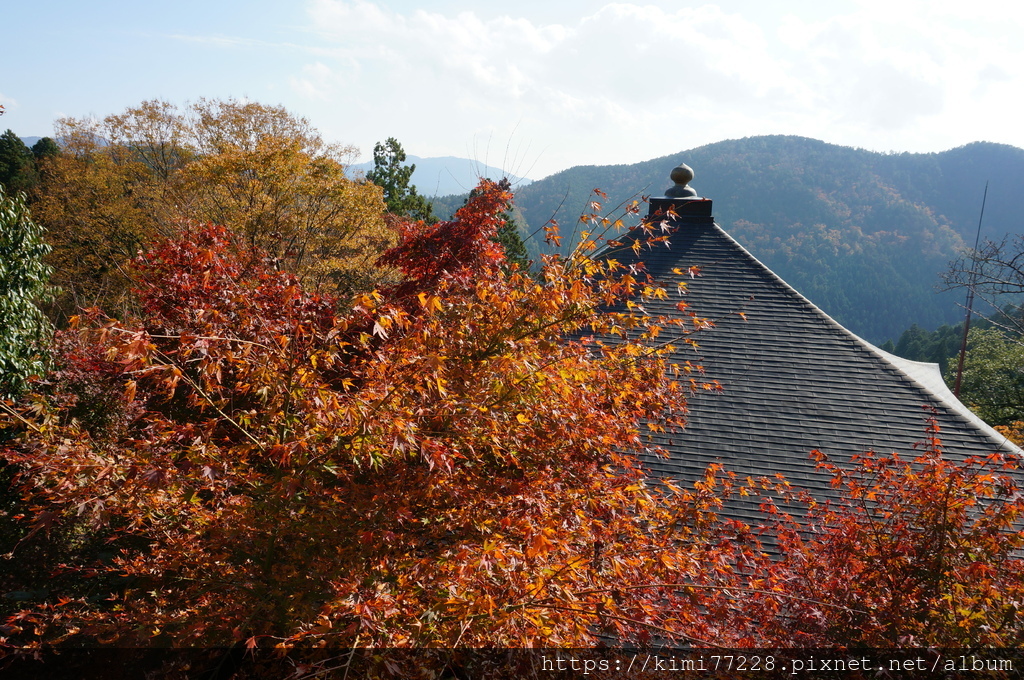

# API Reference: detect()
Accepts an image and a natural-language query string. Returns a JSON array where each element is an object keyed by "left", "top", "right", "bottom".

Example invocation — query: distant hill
[
  {"left": 20, "top": 139, "right": 529, "bottom": 198},
  {"left": 351, "top": 155, "right": 531, "bottom": 198},
  {"left": 512, "top": 136, "right": 1024, "bottom": 345}
]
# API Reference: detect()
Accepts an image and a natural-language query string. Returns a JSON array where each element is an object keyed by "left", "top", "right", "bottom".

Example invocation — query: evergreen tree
[
  {"left": 495, "top": 218, "right": 529, "bottom": 270},
  {"left": 888, "top": 320, "right": 997, "bottom": 380},
  {"left": 0, "top": 186, "right": 54, "bottom": 399},
  {"left": 31, "top": 136, "right": 60, "bottom": 162},
  {"left": 367, "top": 137, "right": 437, "bottom": 223},
  {"left": 0, "top": 130, "right": 35, "bottom": 194},
  {"left": 492, "top": 178, "right": 529, "bottom": 271}
]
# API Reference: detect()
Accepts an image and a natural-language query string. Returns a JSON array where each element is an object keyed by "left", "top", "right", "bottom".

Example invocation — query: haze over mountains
[
  {"left": 350, "top": 155, "right": 532, "bottom": 198},
  {"left": 17, "top": 137, "right": 530, "bottom": 199},
  {"left": 507, "top": 136, "right": 1024, "bottom": 345}
]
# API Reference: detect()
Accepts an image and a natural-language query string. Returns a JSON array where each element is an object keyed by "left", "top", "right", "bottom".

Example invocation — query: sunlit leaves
[
  {"left": 0, "top": 187, "right": 53, "bottom": 399},
  {"left": 726, "top": 417, "right": 1024, "bottom": 647},
  {"left": 1, "top": 180, "right": 729, "bottom": 651},
  {"left": 34, "top": 98, "right": 392, "bottom": 320}
]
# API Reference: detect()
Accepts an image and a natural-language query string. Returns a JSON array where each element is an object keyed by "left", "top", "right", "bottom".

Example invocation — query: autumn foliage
[
  {"left": 707, "top": 417, "right": 1024, "bottom": 648},
  {"left": 30, "top": 99, "right": 391, "bottom": 320},
  {"left": 2, "top": 181, "right": 740, "bottom": 653},
  {"left": 4, "top": 180, "right": 1024, "bottom": 672}
]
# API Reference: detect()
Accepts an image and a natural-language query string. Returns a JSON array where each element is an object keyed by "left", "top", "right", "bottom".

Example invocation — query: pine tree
[
  {"left": 0, "top": 130, "right": 35, "bottom": 194},
  {"left": 31, "top": 137, "right": 60, "bottom": 162},
  {"left": 494, "top": 218, "right": 529, "bottom": 270},
  {"left": 367, "top": 137, "right": 437, "bottom": 223},
  {"left": 492, "top": 178, "right": 529, "bottom": 270}
]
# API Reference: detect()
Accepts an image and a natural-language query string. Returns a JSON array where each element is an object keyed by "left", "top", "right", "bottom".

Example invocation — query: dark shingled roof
[{"left": 598, "top": 189, "right": 1021, "bottom": 525}]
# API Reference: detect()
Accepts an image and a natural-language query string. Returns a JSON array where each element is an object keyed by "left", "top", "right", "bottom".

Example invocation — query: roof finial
[
  {"left": 665, "top": 163, "right": 698, "bottom": 198},
  {"left": 647, "top": 162, "right": 712, "bottom": 220}
]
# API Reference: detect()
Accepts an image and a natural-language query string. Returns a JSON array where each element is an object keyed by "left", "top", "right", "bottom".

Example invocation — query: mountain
[
  {"left": 511, "top": 136, "right": 1024, "bottom": 345},
  {"left": 351, "top": 155, "right": 531, "bottom": 197}
]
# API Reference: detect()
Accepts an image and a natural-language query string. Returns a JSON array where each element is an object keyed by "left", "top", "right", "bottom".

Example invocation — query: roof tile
[{"left": 599, "top": 205, "right": 1020, "bottom": 503}]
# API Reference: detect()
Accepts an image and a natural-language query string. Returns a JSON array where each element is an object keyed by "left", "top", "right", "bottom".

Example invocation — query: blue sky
[{"left": 3, "top": 0, "right": 1023, "bottom": 179}]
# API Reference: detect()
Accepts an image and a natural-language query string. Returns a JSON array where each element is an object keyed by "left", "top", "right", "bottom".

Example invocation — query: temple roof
[{"left": 599, "top": 167, "right": 1021, "bottom": 523}]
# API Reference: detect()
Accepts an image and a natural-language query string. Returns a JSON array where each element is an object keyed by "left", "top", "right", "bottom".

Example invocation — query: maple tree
[
  {"left": 6, "top": 177, "right": 1024, "bottom": 677},
  {"left": 705, "top": 416, "right": 1024, "bottom": 648},
  {"left": 1, "top": 180, "right": 749, "bottom": 661}
]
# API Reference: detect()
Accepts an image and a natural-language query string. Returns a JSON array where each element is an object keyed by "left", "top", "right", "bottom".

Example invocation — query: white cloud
[
  {"left": 290, "top": 61, "right": 343, "bottom": 100},
  {"left": 290, "top": 0, "right": 1024, "bottom": 177}
]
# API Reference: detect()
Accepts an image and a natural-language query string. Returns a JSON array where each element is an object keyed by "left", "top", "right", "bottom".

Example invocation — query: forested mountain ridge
[{"left": 512, "top": 136, "right": 1024, "bottom": 344}]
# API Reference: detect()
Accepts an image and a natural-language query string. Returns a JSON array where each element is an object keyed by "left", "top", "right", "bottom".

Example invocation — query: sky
[{"left": 3, "top": 0, "right": 1023, "bottom": 180}]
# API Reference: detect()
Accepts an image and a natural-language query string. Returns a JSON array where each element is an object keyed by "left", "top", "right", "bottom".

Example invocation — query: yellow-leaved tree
[{"left": 32, "top": 98, "right": 391, "bottom": 320}]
